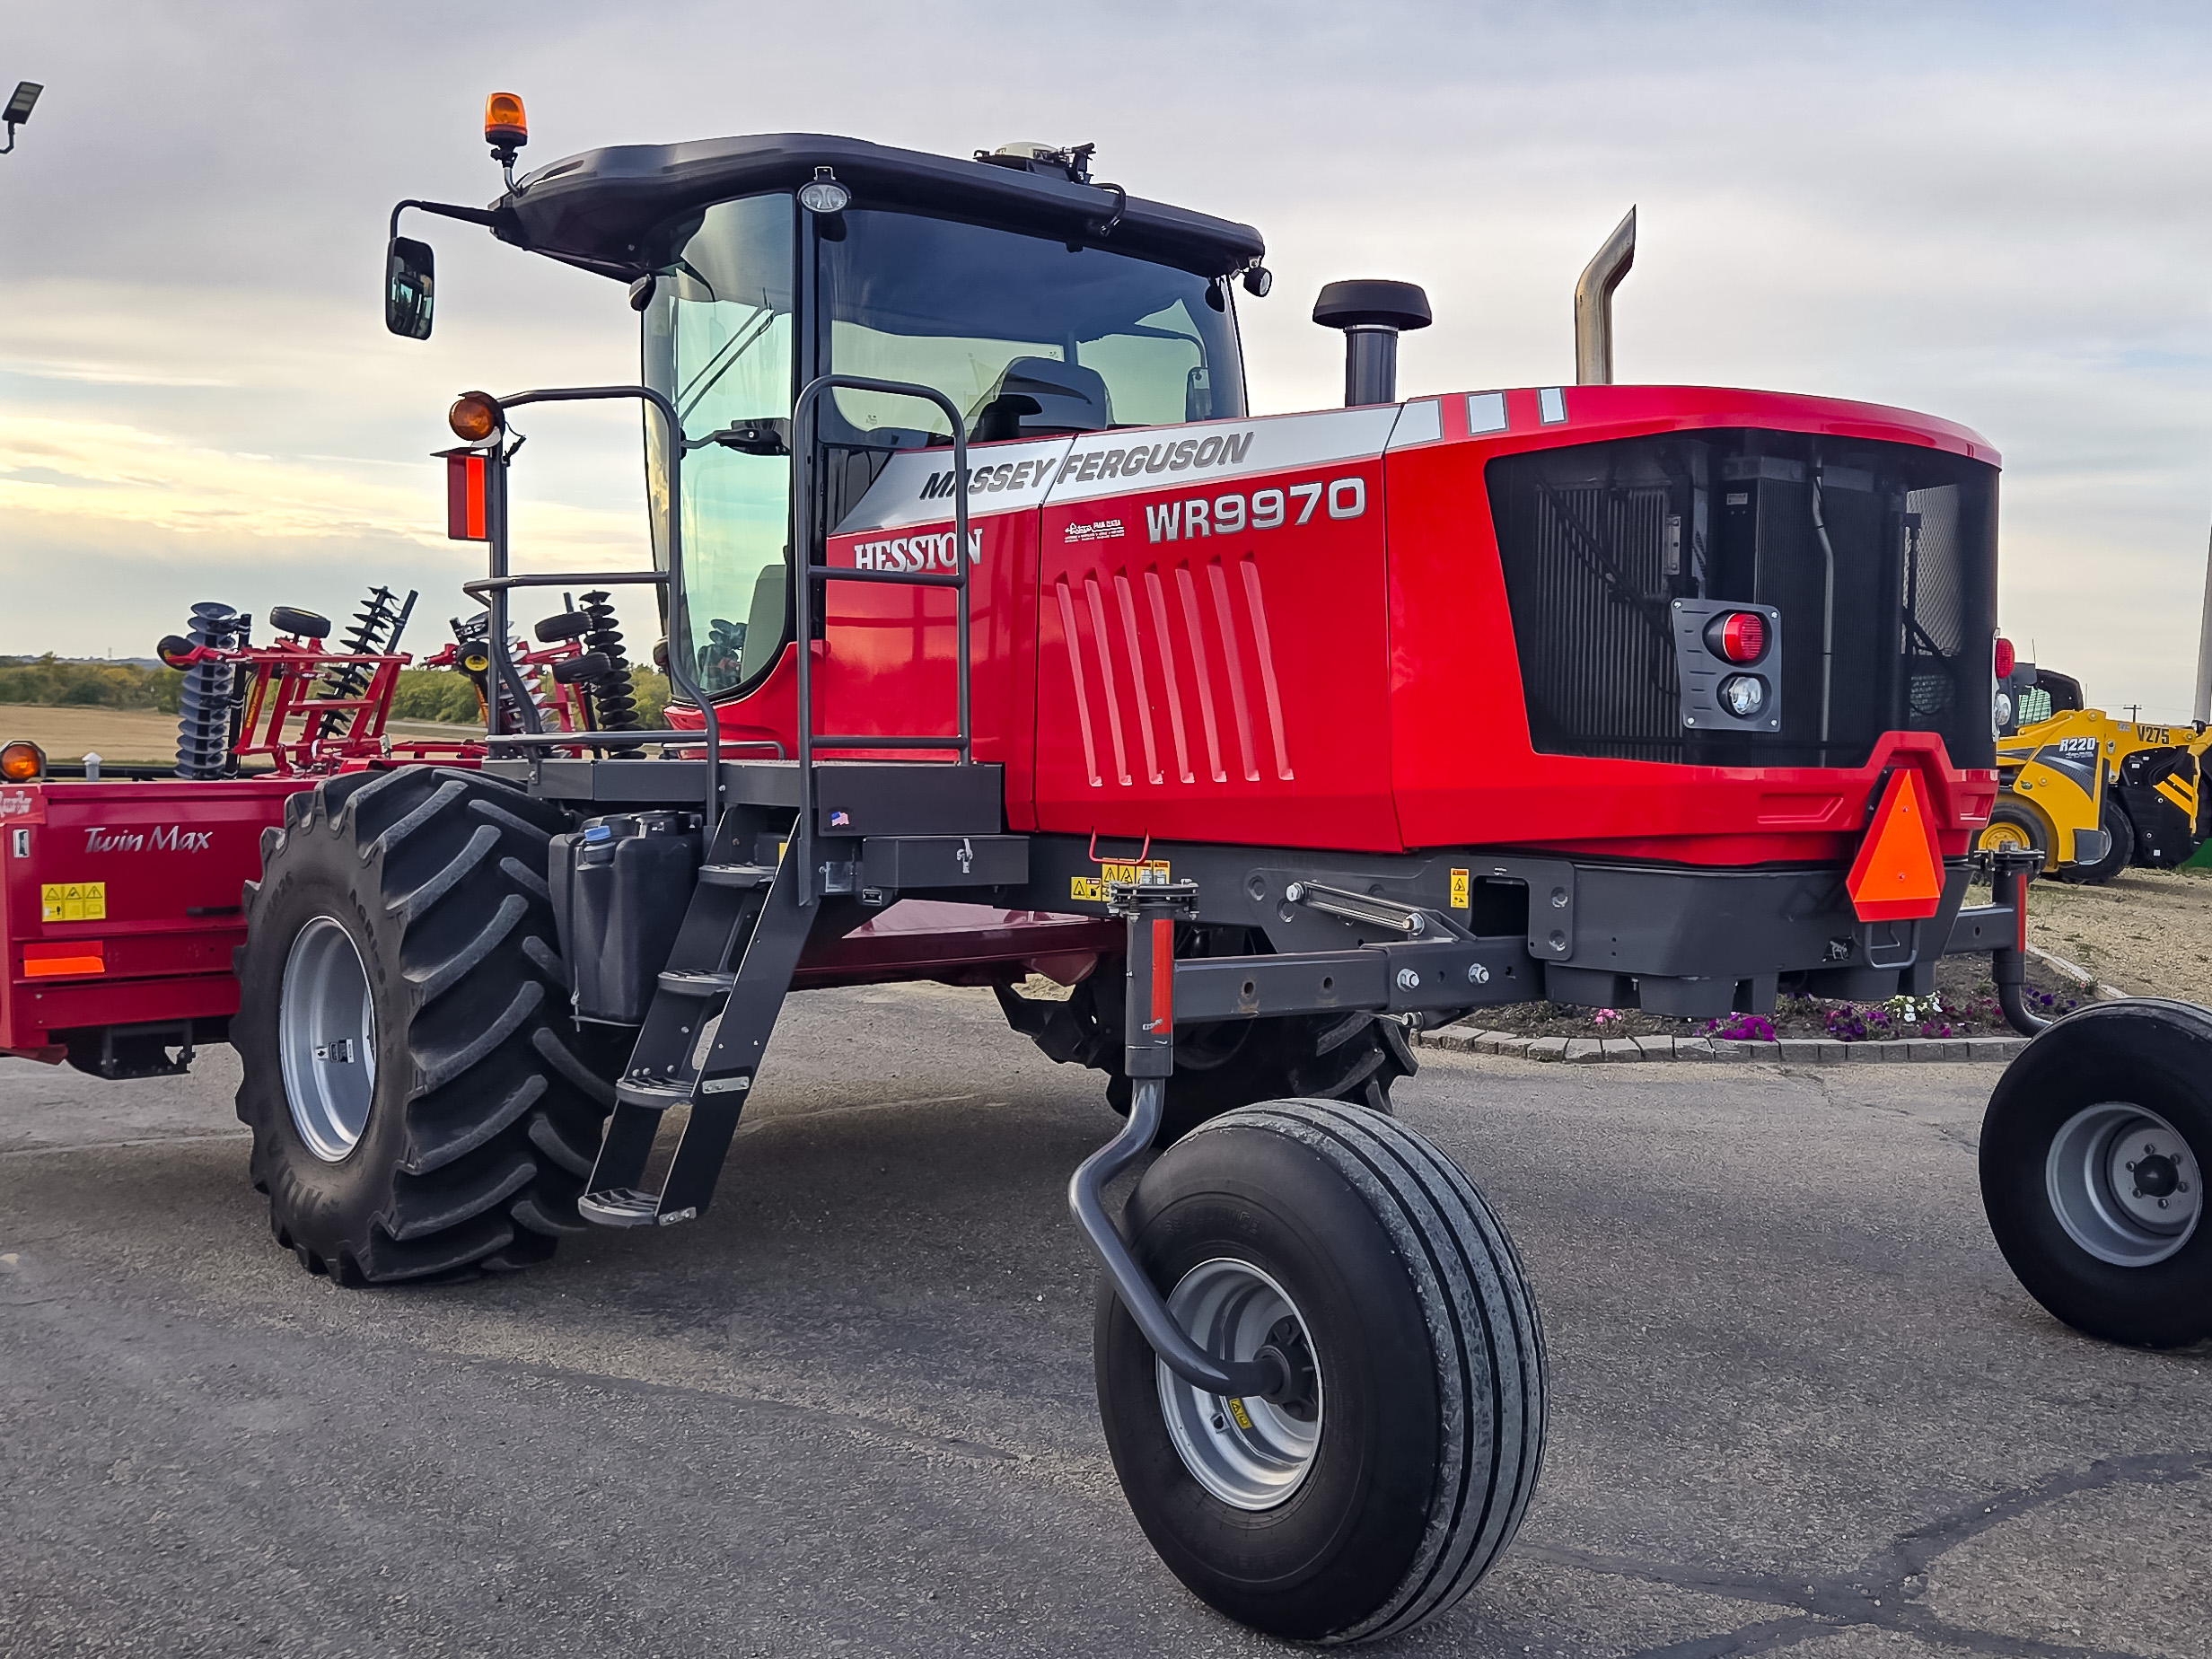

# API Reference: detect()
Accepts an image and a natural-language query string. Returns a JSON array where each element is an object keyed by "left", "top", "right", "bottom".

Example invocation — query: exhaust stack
[
  {"left": 1313, "top": 279, "right": 1432, "bottom": 407},
  {"left": 1574, "top": 207, "right": 1637, "bottom": 385}
]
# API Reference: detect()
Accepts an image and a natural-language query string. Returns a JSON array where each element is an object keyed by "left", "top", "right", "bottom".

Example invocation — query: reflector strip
[
  {"left": 447, "top": 452, "right": 488, "bottom": 540},
  {"left": 1150, "top": 917, "right": 1174, "bottom": 1032},
  {"left": 1466, "top": 391, "right": 1509, "bottom": 434},
  {"left": 23, "top": 941, "right": 104, "bottom": 978},
  {"left": 1845, "top": 769, "right": 1945, "bottom": 922}
]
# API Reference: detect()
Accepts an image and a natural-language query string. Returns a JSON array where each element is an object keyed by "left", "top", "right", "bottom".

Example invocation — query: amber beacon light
[
  {"left": 485, "top": 92, "right": 528, "bottom": 165},
  {"left": 448, "top": 390, "right": 505, "bottom": 443}
]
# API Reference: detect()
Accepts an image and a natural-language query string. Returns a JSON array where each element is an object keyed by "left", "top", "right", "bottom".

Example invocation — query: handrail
[
  {"left": 486, "top": 385, "right": 721, "bottom": 823},
  {"left": 788, "top": 374, "right": 973, "bottom": 906}
]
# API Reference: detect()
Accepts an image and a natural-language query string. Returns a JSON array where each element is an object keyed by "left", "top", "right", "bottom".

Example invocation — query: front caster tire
[
  {"left": 1095, "top": 1100, "right": 1545, "bottom": 1643},
  {"left": 234, "top": 768, "right": 611, "bottom": 1284},
  {"left": 1980, "top": 999, "right": 2212, "bottom": 1347}
]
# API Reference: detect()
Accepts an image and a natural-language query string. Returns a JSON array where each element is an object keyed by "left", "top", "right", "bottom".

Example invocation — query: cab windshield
[
  {"left": 644, "top": 194, "right": 1244, "bottom": 697},
  {"left": 819, "top": 208, "right": 1245, "bottom": 441}
]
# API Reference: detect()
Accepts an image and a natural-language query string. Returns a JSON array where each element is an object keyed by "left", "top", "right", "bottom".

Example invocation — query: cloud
[
  {"left": 1, "top": 359, "right": 234, "bottom": 388},
  {"left": 3, "top": 1, "right": 2212, "bottom": 717},
  {"left": 0, "top": 411, "right": 643, "bottom": 564}
]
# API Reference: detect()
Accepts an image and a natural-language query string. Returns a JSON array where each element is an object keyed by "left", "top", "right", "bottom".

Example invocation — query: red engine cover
[{"left": 743, "top": 382, "right": 2002, "bottom": 864}]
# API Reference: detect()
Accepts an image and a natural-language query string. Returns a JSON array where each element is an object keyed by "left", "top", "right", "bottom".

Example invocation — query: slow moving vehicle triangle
[{"left": 1846, "top": 768, "right": 1945, "bottom": 921}]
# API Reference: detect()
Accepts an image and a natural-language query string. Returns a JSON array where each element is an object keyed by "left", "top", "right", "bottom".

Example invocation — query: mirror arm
[{"left": 388, "top": 198, "right": 504, "bottom": 240}]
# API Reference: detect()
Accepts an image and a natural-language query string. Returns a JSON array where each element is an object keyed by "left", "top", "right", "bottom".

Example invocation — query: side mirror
[{"left": 386, "top": 236, "right": 435, "bottom": 339}]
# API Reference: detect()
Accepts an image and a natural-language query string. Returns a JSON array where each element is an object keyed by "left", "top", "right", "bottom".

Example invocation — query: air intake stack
[{"left": 1312, "top": 279, "right": 1432, "bottom": 407}]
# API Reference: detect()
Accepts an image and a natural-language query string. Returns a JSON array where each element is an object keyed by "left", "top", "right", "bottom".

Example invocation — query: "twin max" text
[{"left": 83, "top": 825, "right": 215, "bottom": 853}]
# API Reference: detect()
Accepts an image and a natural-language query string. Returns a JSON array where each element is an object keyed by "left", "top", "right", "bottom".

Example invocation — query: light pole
[{"left": 2, "top": 82, "right": 41, "bottom": 155}]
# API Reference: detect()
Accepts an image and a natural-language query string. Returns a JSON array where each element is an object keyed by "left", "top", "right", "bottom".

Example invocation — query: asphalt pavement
[{"left": 3, "top": 982, "right": 2206, "bottom": 1658}]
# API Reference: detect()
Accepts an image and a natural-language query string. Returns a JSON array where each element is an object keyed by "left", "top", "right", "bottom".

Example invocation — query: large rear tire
[
  {"left": 233, "top": 768, "right": 612, "bottom": 1283},
  {"left": 1980, "top": 1000, "right": 2212, "bottom": 1347},
  {"left": 1096, "top": 1100, "right": 1545, "bottom": 1643}
]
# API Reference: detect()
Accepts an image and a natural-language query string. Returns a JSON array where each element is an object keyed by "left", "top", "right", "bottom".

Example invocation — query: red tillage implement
[{"left": 11, "top": 116, "right": 2200, "bottom": 1642}]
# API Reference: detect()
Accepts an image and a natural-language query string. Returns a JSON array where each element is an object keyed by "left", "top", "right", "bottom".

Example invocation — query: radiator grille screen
[{"left": 1486, "top": 430, "right": 1997, "bottom": 769}]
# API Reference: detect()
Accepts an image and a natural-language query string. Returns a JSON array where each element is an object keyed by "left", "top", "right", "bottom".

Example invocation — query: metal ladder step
[
  {"left": 576, "top": 1189, "right": 664, "bottom": 1228},
  {"left": 658, "top": 968, "right": 735, "bottom": 996},
  {"left": 614, "top": 1076, "right": 692, "bottom": 1110},
  {"left": 578, "top": 810, "right": 815, "bottom": 1231},
  {"left": 698, "top": 862, "right": 775, "bottom": 889}
]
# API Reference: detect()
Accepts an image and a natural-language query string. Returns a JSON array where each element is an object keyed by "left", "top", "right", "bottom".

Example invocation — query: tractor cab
[{"left": 393, "top": 130, "right": 1264, "bottom": 705}]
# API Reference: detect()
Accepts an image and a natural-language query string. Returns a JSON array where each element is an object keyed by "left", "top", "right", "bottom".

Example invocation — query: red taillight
[
  {"left": 1994, "top": 636, "right": 2016, "bottom": 679},
  {"left": 1710, "top": 610, "right": 1765, "bottom": 664}
]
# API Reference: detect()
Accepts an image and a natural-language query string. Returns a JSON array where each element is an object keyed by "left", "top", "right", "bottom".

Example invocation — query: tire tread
[
  {"left": 1188, "top": 1100, "right": 1545, "bottom": 1642},
  {"left": 235, "top": 767, "right": 610, "bottom": 1284}
]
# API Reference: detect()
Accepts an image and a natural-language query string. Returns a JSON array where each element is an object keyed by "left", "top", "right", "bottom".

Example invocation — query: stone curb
[{"left": 1416, "top": 1027, "right": 2030, "bottom": 1064}]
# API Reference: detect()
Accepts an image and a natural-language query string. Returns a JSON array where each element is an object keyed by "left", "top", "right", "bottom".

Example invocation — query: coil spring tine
[
  {"left": 173, "top": 601, "right": 241, "bottom": 779},
  {"left": 578, "top": 591, "right": 641, "bottom": 733}
]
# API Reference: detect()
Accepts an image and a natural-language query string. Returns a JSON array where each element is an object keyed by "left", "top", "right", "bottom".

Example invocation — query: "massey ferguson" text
[{"left": 914, "top": 429, "right": 1260, "bottom": 501}]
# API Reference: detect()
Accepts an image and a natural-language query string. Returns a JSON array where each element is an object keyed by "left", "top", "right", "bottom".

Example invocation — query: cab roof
[{"left": 494, "top": 132, "right": 1267, "bottom": 282}]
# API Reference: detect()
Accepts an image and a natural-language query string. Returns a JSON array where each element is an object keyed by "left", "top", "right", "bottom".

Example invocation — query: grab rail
[
  {"left": 788, "top": 374, "right": 973, "bottom": 905},
  {"left": 476, "top": 385, "right": 724, "bottom": 823}
]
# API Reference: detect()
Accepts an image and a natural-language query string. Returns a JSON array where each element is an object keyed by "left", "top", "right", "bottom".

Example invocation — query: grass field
[
  {"left": 2012, "top": 865, "right": 2212, "bottom": 1003},
  {"left": 0, "top": 705, "right": 478, "bottom": 765}
]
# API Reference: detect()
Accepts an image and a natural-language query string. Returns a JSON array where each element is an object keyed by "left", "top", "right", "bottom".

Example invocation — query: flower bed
[{"left": 1466, "top": 955, "right": 2082, "bottom": 1045}]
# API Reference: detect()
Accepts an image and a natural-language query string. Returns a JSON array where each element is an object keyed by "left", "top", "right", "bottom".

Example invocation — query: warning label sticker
[
  {"left": 41, "top": 882, "right": 106, "bottom": 923},
  {"left": 1073, "top": 860, "right": 1172, "bottom": 903},
  {"left": 1100, "top": 860, "right": 1171, "bottom": 886},
  {"left": 1449, "top": 868, "right": 1470, "bottom": 909}
]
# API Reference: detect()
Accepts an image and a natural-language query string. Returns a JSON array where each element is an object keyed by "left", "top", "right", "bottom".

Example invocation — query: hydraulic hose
[{"left": 1811, "top": 461, "right": 1837, "bottom": 753}]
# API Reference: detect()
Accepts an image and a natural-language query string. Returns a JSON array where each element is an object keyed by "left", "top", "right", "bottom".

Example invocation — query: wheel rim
[
  {"left": 1156, "top": 1258, "right": 1323, "bottom": 1511},
  {"left": 1979, "top": 821, "right": 2032, "bottom": 854},
  {"left": 2046, "top": 1102, "right": 2201, "bottom": 1268},
  {"left": 278, "top": 916, "right": 377, "bottom": 1162}
]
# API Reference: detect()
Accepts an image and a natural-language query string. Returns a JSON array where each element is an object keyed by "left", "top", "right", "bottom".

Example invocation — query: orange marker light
[
  {"left": 24, "top": 942, "right": 104, "bottom": 979},
  {"left": 448, "top": 390, "right": 504, "bottom": 443},
  {"left": 484, "top": 92, "right": 528, "bottom": 154},
  {"left": 0, "top": 740, "right": 46, "bottom": 782}
]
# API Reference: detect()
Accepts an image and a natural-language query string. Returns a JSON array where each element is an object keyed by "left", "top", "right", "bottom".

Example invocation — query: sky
[{"left": 4, "top": 1, "right": 2212, "bottom": 717}]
